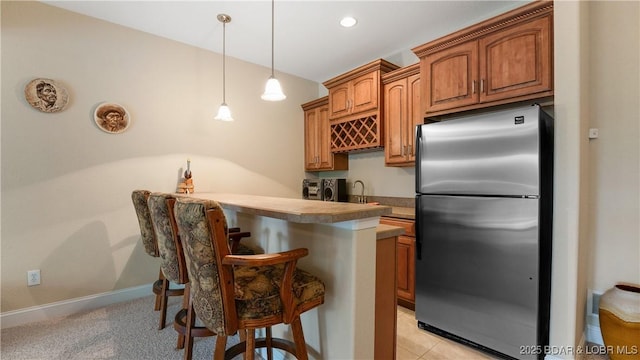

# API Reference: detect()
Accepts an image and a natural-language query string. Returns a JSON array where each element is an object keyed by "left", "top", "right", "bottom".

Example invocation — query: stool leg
[
  {"left": 176, "top": 284, "right": 190, "bottom": 349},
  {"left": 183, "top": 298, "right": 196, "bottom": 360},
  {"left": 246, "top": 329, "right": 256, "bottom": 360},
  {"left": 290, "top": 317, "right": 308, "bottom": 360},
  {"left": 158, "top": 278, "right": 169, "bottom": 330},
  {"left": 214, "top": 335, "right": 227, "bottom": 360},
  {"left": 154, "top": 269, "right": 164, "bottom": 311},
  {"left": 265, "top": 327, "right": 273, "bottom": 360}
]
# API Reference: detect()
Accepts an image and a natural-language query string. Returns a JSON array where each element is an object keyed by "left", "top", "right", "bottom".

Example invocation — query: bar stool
[
  {"left": 147, "top": 192, "right": 252, "bottom": 360},
  {"left": 174, "top": 197, "right": 325, "bottom": 360},
  {"left": 131, "top": 189, "right": 184, "bottom": 330}
]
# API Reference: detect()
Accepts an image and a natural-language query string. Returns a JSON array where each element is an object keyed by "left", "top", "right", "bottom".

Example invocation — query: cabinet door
[
  {"left": 384, "top": 78, "right": 408, "bottom": 165},
  {"left": 316, "top": 106, "right": 334, "bottom": 170},
  {"left": 406, "top": 73, "right": 422, "bottom": 163},
  {"left": 304, "top": 108, "right": 320, "bottom": 170},
  {"left": 328, "top": 83, "right": 350, "bottom": 119},
  {"left": 351, "top": 71, "right": 379, "bottom": 115},
  {"left": 479, "top": 16, "right": 552, "bottom": 103},
  {"left": 422, "top": 41, "right": 479, "bottom": 114},
  {"left": 397, "top": 235, "right": 415, "bottom": 304}
]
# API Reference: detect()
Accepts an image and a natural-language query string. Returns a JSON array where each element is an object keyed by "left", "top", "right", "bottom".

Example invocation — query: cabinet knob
[{"left": 472, "top": 80, "right": 477, "bottom": 94}]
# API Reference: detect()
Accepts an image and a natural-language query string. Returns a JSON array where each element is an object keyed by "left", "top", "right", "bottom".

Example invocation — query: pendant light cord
[
  {"left": 270, "top": 0, "right": 275, "bottom": 77},
  {"left": 222, "top": 20, "right": 227, "bottom": 103}
]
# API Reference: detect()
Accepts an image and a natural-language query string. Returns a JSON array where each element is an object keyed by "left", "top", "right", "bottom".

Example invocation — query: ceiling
[{"left": 41, "top": 1, "right": 528, "bottom": 83}]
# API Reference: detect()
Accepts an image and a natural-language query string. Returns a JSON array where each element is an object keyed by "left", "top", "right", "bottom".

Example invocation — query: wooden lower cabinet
[
  {"left": 380, "top": 217, "right": 416, "bottom": 310},
  {"left": 396, "top": 235, "right": 415, "bottom": 309},
  {"left": 375, "top": 234, "right": 397, "bottom": 359}
]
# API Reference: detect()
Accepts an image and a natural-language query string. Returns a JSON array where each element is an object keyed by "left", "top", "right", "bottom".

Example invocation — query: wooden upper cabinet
[
  {"left": 479, "top": 15, "right": 552, "bottom": 103},
  {"left": 302, "top": 97, "right": 348, "bottom": 171},
  {"left": 323, "top": 59, "right": 399, "bottom": 153},
  {"left": 328, "top": 83, "right": 351, "bottom": 119},
  {"left": 384, "top": 79, "right": 406, "bottom": 164},
  {"left": 413, "top": 0, "right": 553, "bottom": 117},
  {"left": 327, "top": 69, "right": 381, "bottom": 120},
  {"left": 351, "top": 72, "right": 378, "bottom": 115},
  {"left": 383, "top": 64, "right": 421, "bottom": 167},
  {"left": 422, "top": 41, "right": 478, "bottom": 114}
]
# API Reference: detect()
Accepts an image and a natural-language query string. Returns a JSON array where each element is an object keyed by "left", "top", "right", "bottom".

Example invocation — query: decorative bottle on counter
[{"left": 177, "top": 159, "right": 195, "bottom": 194}]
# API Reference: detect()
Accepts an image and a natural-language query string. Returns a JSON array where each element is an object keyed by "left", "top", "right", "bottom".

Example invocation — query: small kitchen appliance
[
  {"left": 302, "top": 179, "right": 323, "bottom": 200},
  {"left": 322, "top": 178, "right": 347, "bottom": 202}
]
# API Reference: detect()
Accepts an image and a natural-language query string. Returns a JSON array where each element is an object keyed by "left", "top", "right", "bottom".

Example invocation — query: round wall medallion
[
  {"left": 94, "top": 102, "right": 130, "bottom": 134},
  {"left": 24, "top": 78, "right": 69, "bottom": 113}
]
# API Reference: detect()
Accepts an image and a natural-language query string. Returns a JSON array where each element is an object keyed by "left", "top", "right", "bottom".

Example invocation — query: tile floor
[
  {"left": 395, "top": 306, "right": 609, "bottom": 360},
  {"left": 396, "top": 306, "right": 496, "bottom": 360}
]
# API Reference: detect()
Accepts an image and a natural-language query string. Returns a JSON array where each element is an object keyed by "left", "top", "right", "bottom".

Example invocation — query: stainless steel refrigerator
[{"left": 415, "top": 104, "right": 553, "bottom": 360}]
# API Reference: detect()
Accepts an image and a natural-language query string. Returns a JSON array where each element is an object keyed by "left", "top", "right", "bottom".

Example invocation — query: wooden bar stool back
[
  {"left": 174, "top": 197, "right": 325, "bottom": 360},
  {"left": 131, "top": 189, "right": 184, "bottom": 330},
  {"left": 148, "top": 192, "right": 253, "bottom": 360}
]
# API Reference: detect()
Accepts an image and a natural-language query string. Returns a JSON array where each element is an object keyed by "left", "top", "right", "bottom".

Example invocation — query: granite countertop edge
[{"left": 376, "top": 224, "right": 406, "bottom": 239}]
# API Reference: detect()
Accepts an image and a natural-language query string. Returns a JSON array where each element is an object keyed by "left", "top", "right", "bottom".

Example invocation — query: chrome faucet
[{"left": 353, "top": 180, "right": 366, "bottom": 204}]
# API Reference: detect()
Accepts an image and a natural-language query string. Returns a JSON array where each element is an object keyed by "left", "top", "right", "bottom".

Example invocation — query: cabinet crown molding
[
  {"left": 412, "top": 0, "right": 553, "bottom": 58},
  {"left": 323, "top": 58, "right": 399, "bottom": 88},
  {"left": 301, "top": 96, "right": 328, "bottom": 111},
  {"left": 382, "top": 63, "right": 420, "bottom": 84}
]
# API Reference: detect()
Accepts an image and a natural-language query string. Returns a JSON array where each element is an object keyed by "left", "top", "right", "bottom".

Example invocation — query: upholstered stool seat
[
  {"left": 233, "top": 264, "right": 325, "bottom": 321},
  {"left": 174, "top": 197, "right": 325, "bottom": 360}
]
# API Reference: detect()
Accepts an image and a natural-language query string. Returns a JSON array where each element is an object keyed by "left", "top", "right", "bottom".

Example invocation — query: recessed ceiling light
[{"left": 340, "top": 16, "right": 357, "bottom": 28}]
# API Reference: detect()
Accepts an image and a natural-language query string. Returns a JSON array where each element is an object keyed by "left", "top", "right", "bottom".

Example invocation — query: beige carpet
[{"left": 1, "top": 295, "right": 241, "bottom": 360}]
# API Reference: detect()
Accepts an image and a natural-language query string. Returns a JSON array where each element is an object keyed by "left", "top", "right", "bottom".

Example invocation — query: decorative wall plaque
[
  {"left": 24, "top": 78, "right": 69, "bottom": 113},
  {"left": 94, "top": 102, "right": 130, "bottom": 134}
]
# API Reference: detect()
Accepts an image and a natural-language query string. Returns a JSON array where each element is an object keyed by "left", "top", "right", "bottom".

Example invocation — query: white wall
[
  {"left": 0, "top": 1, "right": 318, "bottom": 312},
  {"left": 587, "top": 0, "right": 640, "bottom": 293}
]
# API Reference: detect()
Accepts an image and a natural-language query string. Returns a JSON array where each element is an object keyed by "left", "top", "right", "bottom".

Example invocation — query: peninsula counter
[{"left": 184, "top": 193, "right": 403, "bottom": 359}]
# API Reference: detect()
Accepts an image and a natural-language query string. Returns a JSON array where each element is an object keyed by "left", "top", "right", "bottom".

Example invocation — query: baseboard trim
[
  {"left": 545, "top": 354, "right": 567, "bottom": 360},
  {"left": 0, "top": 284, "right": 152, "bottom": 329},
  {"left": 586, "top": 323, "right": 604, "bottom": 345}
]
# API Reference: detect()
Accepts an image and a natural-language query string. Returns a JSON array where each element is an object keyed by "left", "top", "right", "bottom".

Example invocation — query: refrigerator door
[
  {"left": 416, "top": 105, "right": 541, "bottom": 196},
  {"left": 415, "top": 195, "right": 540, "bottom": 360}
]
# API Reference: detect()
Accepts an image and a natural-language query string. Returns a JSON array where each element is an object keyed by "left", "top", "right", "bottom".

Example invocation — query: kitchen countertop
[
  {"left": 376, "top": 224, "right": 406, "bottom": 239},
  {"left": 387, "top": 206, "right": 415, "bottom": 220},
  {"left": 347, "top": 195, "right": 415, "bottom": 220},
  {"left": 184, "top": 193, "right": 393, "bottom": 224}
]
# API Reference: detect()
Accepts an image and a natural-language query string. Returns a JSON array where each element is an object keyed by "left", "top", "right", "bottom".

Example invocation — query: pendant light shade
[
  {"left": 262, "top": 77, "right": 286, "bottom": 101},
  {"left": 214, "top": 103, "right": 232, "bottom": 121},
  {"left": 214, "top": 14, "right": 234, "bottom": 121},
  {"left": 261, "top": 0, "right": 286, "bottom": 101}
]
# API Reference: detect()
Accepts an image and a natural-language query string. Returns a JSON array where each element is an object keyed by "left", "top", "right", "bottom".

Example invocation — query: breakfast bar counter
[
  {"left": 184, "top": 193, "right": 402, "bottom": 360},
  {"left": 185, "top": 192, "right": 393, "bottom": 223}
]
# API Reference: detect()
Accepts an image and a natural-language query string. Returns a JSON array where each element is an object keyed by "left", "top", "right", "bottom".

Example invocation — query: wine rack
[{"left": 330, "top": 115, "right": 382, "bottom": 153}]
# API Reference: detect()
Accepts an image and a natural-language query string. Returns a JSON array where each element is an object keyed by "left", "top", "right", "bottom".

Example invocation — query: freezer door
[
  {"left": 415, "top": 195, "right": 541, "bottom": 360},
  {"left": 417, "top": 105, "right": 541, "bottom": 196}
]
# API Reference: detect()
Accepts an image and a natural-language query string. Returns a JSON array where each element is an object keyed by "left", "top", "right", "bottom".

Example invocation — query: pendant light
[
  {"left": 214, "top": 14, "right": 233, "bottom": 121},
  {"left": 261, "top": 0, "right": 286, "bottom": 101}
]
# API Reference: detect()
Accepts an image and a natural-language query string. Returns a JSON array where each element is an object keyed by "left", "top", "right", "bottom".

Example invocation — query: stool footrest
[
  {"left": 224, "top": 337, "right": 298, "bottom": 360},
  {"left": 173, "top": 308, "right": 215, "bottom": 338}
]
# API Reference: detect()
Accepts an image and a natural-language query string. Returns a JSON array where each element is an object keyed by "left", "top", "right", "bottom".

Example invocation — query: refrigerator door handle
[
  {"left": 415, "top": 196, "right": 422, "bottom": 261},
  {"left": 415, "top": 125, "right": 423, "bottom": 193}
]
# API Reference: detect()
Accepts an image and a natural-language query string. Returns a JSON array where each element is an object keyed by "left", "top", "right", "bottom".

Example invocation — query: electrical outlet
[{"left": 27, "top": 269, "right": 41, "bottom": 286}]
